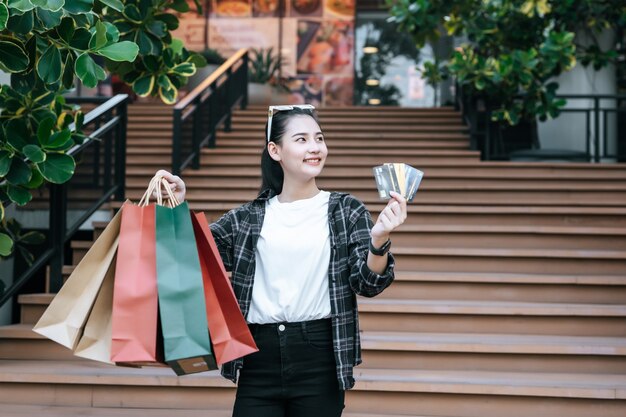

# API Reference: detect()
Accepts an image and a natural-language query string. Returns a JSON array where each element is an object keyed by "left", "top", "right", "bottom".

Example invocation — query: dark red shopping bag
[{"left": 191, "top": 212, "right": 258, "bottom": 365}]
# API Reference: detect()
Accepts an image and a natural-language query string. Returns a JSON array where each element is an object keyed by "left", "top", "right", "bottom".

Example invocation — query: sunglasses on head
[{"left": 266, "top": 104, "right": 316, "bottom": 142}]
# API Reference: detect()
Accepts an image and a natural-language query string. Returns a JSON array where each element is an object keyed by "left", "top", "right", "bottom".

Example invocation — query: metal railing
[
  {"left": 455, "top": 86, "right": 626, "bottom": 162},
  {"left": 172, "top": 49, "right": 249, "bottom": 175},
  {"left": 0, "top": 94, "right": 129, "bottom": 308}
]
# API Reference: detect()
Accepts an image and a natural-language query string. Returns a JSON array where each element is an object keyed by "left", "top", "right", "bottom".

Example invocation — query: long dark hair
[{"left": 260, "top": 107, "right": 321, "bottom": 195}]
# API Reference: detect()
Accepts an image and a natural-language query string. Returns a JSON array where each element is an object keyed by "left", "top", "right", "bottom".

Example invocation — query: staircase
[{"left": 1, "top": 103, "right": 626, "bottom": 416}]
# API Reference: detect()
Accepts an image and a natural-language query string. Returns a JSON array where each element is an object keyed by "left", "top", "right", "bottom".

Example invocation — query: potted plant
[
  {"left": 387, "top": 0, "right": 624, "bottom": 159},
  {"left": 248, "top": 47, "right": 291, "bottom": 105}
]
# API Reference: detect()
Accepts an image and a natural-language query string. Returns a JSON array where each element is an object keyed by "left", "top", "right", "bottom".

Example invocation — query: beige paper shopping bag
[
  {"left": 73, "top": 254, "right": 116, "bottom": 363},
  {"left": 33, "top": 207, "right": 123, "bottom": 350}
]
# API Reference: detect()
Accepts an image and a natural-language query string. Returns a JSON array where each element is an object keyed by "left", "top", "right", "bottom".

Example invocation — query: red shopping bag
[
  {"left": 110, "top": 200, "right": 160, "bottom": 364},
  {"left": 191, "top": 212, "right": 258, "bottom": 365}
]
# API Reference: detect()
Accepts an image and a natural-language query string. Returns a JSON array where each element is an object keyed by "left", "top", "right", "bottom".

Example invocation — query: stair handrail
[
  {"left": 171, "top": 48, "right": 249, "bottom": 175},
  {"left": 0, "top": 94, "right": 129, "bottom": 310}
]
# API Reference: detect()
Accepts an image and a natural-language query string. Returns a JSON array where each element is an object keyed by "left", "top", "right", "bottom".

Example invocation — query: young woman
[{"left": 155, "top": 104, "right": 407, "bottom": 417}]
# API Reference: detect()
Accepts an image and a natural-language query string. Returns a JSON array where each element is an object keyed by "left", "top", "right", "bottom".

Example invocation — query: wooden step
[
  {"left": 4, "top": 323, "right": 626, "bottom": 375},
  {"left": 0, "top": 404, "right": 434, "bottom": 417},
  {"left": 1, "top": 360, "right": 625, "bottom": 416},
  {"left": 360, "top": 331, "right": 626, "bottom": 373},
  {"left": 389, "top": 246, "right": 626, "bottom": 275},
  {"left": 124, "top": 175, "right": 626, "bottom": 190},
  {"left": 194, "top": 203, "right": 626, "bottom": 227},
  {"left": 17, "top": 293, "right": 626, "bottom": 337},
  {"left": 218, "top": 130, "right": 472, "bottom": 140},
  {"left": 358, "top": 298, "right": 626, "bottom": 337},
  {"left": 383, "top": 271, "right": 626, "bottom": 304},
  {"left": 161, "top": 188, "right": 626, "bottom": 207}
]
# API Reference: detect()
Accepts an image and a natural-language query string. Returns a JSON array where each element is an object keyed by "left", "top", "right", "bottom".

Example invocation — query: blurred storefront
[{"left": 172, "top": 0, "right": 445, "bottom": 107}]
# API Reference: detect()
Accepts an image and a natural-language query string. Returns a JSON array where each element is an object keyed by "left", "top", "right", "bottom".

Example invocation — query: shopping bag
[
  {"left": 155, "top": 180, "right": 217, "bottom": 376},
  {"left": 73, "top": 254, "right": 116, "bottom": 364},
  {"left": 110, "top": 198, "right": 159, "bottom": 364},
  {"left": 191, "top": 212, "right": 258, "bottom": 365},
  {"left": 33, "top": 207, "right": 123, "bottom": 350}
]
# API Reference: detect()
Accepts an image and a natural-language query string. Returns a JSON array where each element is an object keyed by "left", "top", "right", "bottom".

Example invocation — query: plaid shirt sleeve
[
  {"left": 345, "top": 197, "right": 395, "bottom": 297},
  {"left": 209, "top": 209, "right": 239, "bottom": 272}
]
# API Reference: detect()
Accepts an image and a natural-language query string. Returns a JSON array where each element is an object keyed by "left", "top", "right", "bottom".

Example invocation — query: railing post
[
  {"left": 172, "top": 108, "right": 182, "bottom": 176},
  {"left": 224, "top": 67, "right": 233, "bottom": 132},
  {"left": 594, "top": 97, "right": 600, "bottom": 162},
  {"left": 241, "top": 52, "right": 249, "bottom": 110},
  {"left": 115, "top": 96, "right": 127, "bottom": 201},
  {"left": 48, "top": 183, "right": 67, "bottom": 293},
  {"left": 192, "top": 97, "right": 201, "bottom": 169}
]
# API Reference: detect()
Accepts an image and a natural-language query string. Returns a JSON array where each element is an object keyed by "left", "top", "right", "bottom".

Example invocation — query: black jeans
[{"left": 232, "top": 318, "right": 345, "bottom": 417}]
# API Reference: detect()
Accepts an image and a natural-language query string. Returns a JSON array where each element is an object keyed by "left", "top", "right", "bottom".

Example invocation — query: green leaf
[
  {"left": 57, "top": 16, "right": 75, "bottom": 43},
  {"left": 170, "top": 38, "right": 184, "bottom": 56},
  {"left": 0, "top": 151, "right": 11, "bottom": 177},
  {"left": 19, "top": 231, "right": 45, "bottom": 245},
  {"left": 135, "top": 30, "right": 158, "bottom": 55},
  {"left": 171, "top": 62, "right": 196, "bottom": 76},
  {"left": 62, "top": 52, "right": 76, "bottom": 90},
  {"left": 32, "top": 0, "right": 64, "bottom": 12},
  {"left": 6, "top": 158, "right": 32, "bottom": 185},
  {"left": 75, "top": 53, "right": 106, "bottom": 88},
  {"left": 63, "top": 0, "right": 93, "bottom": 13},
  {"left": 89, "top": 20, "right": 108, "bottom": 50},
  {"left": 103, "top": 21, "right": 120, "bottom": 44},
  {"left": 17, "top": 245, "right": 35, "bottom": 266},
  {"left": 36, "top": 8, "right": 63, "bottom": 29},
  {"left": 44, "top": 129, "right": 72, "bottom": 150},
  {"left": 96, "top": 41, "right": 139, "bottom": 62},
  {"left": 70, "top": 27, "right": 92, "bottom": 50},
  {"left": 0, "top": 3, "right": 9, "bottom": 30},
  {"left": 7, "top": 184, "right": 31, "bottom": 205},
  {"left": 22, "top": 145, "right": 45, "bottom": 163},
  {"left": 37, "top": 45, "right": 63, "bottom": 84},
  {"left": 170, "top": 0, "right": 189, "bottom": 13},
  {"left": 36, "top": 153, "right": 75, "bottom": 184},
  {"left": 123, "top": 4, "right": 142, "bottom": 23},
  {"left": 5, "top": 119, "right": 30, "bottom": 151},
  {"left": 8, "top": 0, "right": 35, "bottom": 13},
  {"left": 157, "top": 74, "right": 173, "bottom": 89},
  {"left": 0, "top": 233, "right": 13, "bottom": 257},
  {"left": 147, "top": 20, "right": 167, "bottom": 38},
  {"left": 24, "top": 168, "right": 44, "bottom": 189},
  {"left": 133, "top": 74, "right": 154, "bottom": 96},
  {"left": 98, "top": 0, "right": 123, "bottom": 12},
  {"left": 6, "top": 9, "right": 34, "bottom": 34},
  {"left": 158, "top": 86, "right": 177, "bottom": 104},
  {"left": 37, "top": 117, "right": 55, "bottom": 145},
  {"left": 0, "top": 41, "right": 29, "bottom": 73},
  {"left": 142, "top": 55, "right": 159, "bottom": 72},
  {"left": 154, "top": 13, "right": 179, "bottom": 30}
]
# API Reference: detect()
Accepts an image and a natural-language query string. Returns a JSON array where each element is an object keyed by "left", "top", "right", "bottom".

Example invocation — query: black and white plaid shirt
[{"left": 210, "top": 188, "right": 396, "bottom": 390}]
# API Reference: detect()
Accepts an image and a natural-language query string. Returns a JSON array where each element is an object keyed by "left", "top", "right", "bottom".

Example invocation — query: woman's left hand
[{"left": 371, "top": 191, "right": 407, "bottom": 245}]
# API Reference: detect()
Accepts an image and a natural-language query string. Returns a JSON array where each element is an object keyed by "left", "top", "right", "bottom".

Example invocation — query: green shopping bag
[{"left": 155, "top": 182, "right": 217, "bottom": 376}]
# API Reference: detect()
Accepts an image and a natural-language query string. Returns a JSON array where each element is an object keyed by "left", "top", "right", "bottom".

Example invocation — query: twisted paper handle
[{"left": 138, "top": 176, "right": 181, "bottom": 208}]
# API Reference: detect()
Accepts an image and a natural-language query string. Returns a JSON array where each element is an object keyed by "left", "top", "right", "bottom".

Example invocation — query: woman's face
[{"left": 270, "top": 114, "right": 328, "bottom": 182}]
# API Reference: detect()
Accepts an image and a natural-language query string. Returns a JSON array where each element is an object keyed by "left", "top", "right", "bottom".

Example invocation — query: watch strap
[{"left": 369, "top": 238, "right": 391, "bottom": 256}]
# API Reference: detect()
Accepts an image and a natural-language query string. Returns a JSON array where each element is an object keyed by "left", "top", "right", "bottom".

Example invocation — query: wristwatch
[{"left": 369, "top": 238, "right": 391, "bottom": 256}]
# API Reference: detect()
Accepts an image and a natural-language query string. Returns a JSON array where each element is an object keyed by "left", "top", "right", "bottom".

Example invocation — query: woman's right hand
[{"left": 153, "top": 169, "right": 186, "bottom": 203}]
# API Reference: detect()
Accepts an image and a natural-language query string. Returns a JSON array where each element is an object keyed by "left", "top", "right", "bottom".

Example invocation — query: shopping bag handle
[
  {"left": 138, "top": 176, "right": 182, "bottom": 208},
  {"left": 159, "top": 178, "right": 181, "bottom": 207}
]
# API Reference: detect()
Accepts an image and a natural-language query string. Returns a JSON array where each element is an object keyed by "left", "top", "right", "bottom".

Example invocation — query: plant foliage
[
  {"left": 0, "top": 0, "right": 205, "bottom": 261},
  {"left": 387, "top": 0, "right": 626, "bottom": 124}
]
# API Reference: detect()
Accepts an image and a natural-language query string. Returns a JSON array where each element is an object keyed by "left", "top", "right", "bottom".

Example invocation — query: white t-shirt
[{"left": 246, "top": 190, "right": 332, "bottom": 324}]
